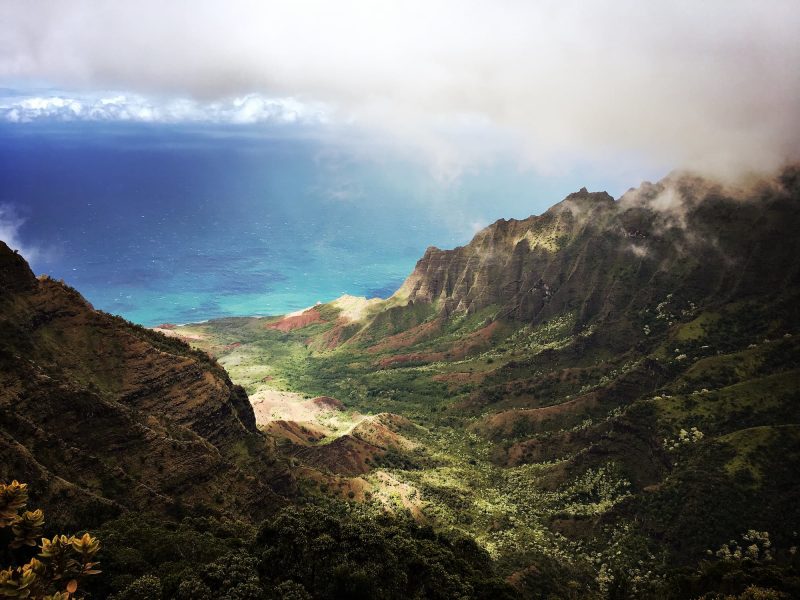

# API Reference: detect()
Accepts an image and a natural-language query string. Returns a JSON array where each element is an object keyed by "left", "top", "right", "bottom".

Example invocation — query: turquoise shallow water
[{"left": 0, "top": 123, "right": 628, "bottom": 326}]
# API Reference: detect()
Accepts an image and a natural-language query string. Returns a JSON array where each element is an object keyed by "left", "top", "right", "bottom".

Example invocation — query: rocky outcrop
[
  {"left": 0, "top": 244, "right": 288, "bottom": 528},
  {"left": 394, "top": 188, "right": 615, "bottom": 316},
  {"left": 392, "top": 169, "right": 800, "bottom": 328},
  {"left": 266, "top": 307, "right": 325, "bottom": 332},
  {"left": 0, "top": 241, "right": 37, "bottom": 292}
]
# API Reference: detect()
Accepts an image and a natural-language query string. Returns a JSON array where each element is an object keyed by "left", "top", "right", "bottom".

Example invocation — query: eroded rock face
[
  {"left": 0, "top": 244, "right": 288, "bottom": 527},
  {"left": 397, "top": 190, "right": 613, "bottom": 315},
  {"left": 393, "top": 171, "right": 800, "bottom": 327}
]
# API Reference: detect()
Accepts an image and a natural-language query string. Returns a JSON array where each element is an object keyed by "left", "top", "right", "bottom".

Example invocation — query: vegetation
[
  {"left": 167, "top": 279, "right": 800, "bottom": 598},
  {"left": 0, "top": 481, "right": 101, "bottom": 599},
  {"left": 4, "top": 170, "right": 800, "bottom": 597},
  {"left": 85, "top": 504, "right": 514, "bottom": 599}
]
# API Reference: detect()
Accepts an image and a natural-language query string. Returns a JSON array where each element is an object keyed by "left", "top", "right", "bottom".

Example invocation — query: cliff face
[
  {"left": 0, "top": 242, "right": 287, "bottom": 527},
  {"left": 395, "top": 188, "right": 614, "bottom": 316},
  {"left": 394, "top": 170, "right": 800, "bottom": 328}
]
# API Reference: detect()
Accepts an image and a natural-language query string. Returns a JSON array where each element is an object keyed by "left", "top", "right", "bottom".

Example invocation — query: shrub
[
  {"left": 108, "top": 574, "right": 162, "bottom": 600},
  {"left": 0, "top": 481, "right": 101, "bottom": 599}
]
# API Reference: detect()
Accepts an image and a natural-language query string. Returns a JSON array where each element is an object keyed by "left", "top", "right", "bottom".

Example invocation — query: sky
[
  {"left": 0, "top": 0, "right": 800, "bottom": 173},
  {"left": 1, "top": 1, "right": 797, "bottom": 178},
  {"left": 0, "top": 1, "right": 798, "bottom": 322}
]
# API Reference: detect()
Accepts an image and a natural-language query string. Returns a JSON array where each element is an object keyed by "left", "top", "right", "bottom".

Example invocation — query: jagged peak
[
  {"left": 386, "top": 166, "right": 800, "bottom": 323},
  {"left": 549, "top": 188, "right": 615, "bottom": 215}
]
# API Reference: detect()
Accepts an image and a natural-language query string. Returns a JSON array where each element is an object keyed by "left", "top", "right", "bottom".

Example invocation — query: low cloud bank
[
  {"left": 1, "top": 1, "right": 798, "bottom": 179},
  {"left": 0, "top": 93, "right": 327, "bottom": 125}
]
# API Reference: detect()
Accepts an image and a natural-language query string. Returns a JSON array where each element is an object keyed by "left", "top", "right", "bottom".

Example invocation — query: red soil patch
[
  {"left": 456, "top": 365, "right": 596, "bottom": 411},
  {"left": 375, "top": 321, "right": 501, "bottom": 368},
  {"left": 290, "top": 432, "right": 390, "bottom": 476},
  {"left": 321, "top": 325, "right": 345, "bottom": 349},
  {"left": 266, "top": 307, "right": 324, "bottom": 332},
  {"left": 432, "top": 370, "right": 489, "bottom": 389},
  {"left": 223, "top": 341, "right": 242, "bottom": 351},
  {"left": 318, "top": 319, "right": 355, "bottom": 350},
  {"left": 263, "top": 420, "right": 329, "bottom": 445},
  {"left": 312, "top": 396, "right": 345, "bottom": 411},
  {"left": 294, "top": 435, "right": 377, "bottom": 475},
  {"left": 287, "top": 413, "right": 414, "bottom": 476},
  {"left": 471, "top": 392, "right": 599, "bottom": 438},
  {"left": 293, "top": 466, "right": 373, "bottom": 502},
  {"left": 468, "top": 320, "right": 501, "bottom": 343}
]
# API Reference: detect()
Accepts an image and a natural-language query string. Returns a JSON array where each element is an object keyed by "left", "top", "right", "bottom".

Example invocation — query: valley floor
[{"left": 173, "top": 292, "right": 800, "bottom": 597}]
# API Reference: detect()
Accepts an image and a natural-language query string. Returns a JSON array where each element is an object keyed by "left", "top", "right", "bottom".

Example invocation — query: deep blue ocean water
[{"left": 0, "top": 123, "right": 631, "bottom": 326}]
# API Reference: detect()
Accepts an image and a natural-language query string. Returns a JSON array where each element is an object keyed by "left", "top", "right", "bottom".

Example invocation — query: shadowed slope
[{"left": 0, "top": 242, "right": 289, "bottom": 528}]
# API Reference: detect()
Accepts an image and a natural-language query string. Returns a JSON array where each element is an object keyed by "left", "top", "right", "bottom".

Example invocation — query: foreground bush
[{"left": 0, "top": 481, "right": 100, "bottom": 599}]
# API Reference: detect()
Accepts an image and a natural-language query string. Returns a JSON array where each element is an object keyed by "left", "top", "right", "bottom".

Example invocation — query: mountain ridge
[
  {"left": 0, "top": 240, "right": 291, "bottom": 528},
  {"left": 390, "top": 168, "right": 800, "bottom": 326},
  {"left": 170, "top": 165, "right": 800, "bottom": 597}
]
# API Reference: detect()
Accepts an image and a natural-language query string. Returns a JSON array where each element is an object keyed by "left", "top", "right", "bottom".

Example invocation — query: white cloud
[
  {"left": 470, "top": 220, "right": 487, "bottom": 235},
  {"left": 0, "top": 204, "right": 38, "bottom": 263},
  {"left": 0, "top": 92, "right": 328, "bottom": 125},
  {"left": 627, "top": 244, "right": 650, "bottom": 259},
  {"left": 0, "top": 0, "right": 798, "bottom": 179}
]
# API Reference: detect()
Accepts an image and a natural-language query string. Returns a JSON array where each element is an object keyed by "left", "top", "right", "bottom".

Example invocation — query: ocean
[{"left": 0, "top": 123, "right": 625, "bottom": 326}]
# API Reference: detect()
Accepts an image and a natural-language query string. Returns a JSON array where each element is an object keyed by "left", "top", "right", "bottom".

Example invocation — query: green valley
[
  {"left": 164, "top": 168, "right": 800, "bottom": 598},
  {"left": 3, "top": 167, "right": 800, "bottom": 599}
]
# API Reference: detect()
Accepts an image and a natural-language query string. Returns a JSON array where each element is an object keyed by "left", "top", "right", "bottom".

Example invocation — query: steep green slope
[
  {"left": 0, "top": 242, "right": 290, "bottom": 529},
  {"left": 0, "top": 246, "right": 515, "bottom": 600}
]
